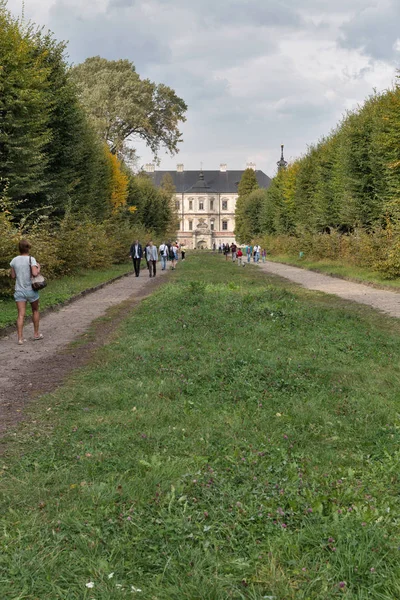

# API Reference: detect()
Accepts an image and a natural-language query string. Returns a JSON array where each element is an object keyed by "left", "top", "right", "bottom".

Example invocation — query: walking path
[
  {"left": 0, "top": 269, "right": 169, "bottom": 435},
  {"left": 257, "top": 260, "right": 400, "bottom": 318}
]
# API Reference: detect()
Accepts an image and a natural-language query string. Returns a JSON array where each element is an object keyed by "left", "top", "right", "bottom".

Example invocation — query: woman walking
[
  {"left": 10, "top": 239, "right": 43, "bottom": 345},
  {"left": 169, "top": 243, "right": 177, "bottom": 270}
]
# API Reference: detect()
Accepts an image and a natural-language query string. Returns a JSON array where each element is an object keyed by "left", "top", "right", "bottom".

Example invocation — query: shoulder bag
[{"left": 29, "top": 256, "right": 47, "bottom": 291}]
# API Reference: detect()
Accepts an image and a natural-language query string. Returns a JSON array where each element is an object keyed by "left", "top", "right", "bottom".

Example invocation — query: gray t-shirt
[{"left": 10, "top": 255, "right": 37, "bottom": 292}]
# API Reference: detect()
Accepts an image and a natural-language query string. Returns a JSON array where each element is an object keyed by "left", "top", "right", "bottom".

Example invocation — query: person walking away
[
  {"left": 254, "top": 244, "right": 261, "bottom": 263},
  {"left": 261, "top": 248, "right": 266, "bottom": 263},
  {"left": 224, "top": 244, "right": 230, "bottom": 261},
  {"left": 169, "top": 243, "right": 177, "bottom": 270},
  {"left": 237, "top": 247, "right": 243, "bottom": 266},
  {"left": 129, "top": 239, "right": 143, "bottom": 277},
  {"left": 173, "top": 243, "right": 179, "bottom": 265},
  {"left": 231, "top": 243, "right": 237, "bottom": 262},
  {"left": 159, "top": 241, "right": 169, "bottom": 271},
  {"left": 218, "top": 244, "right": 222, "bottom": 253},
  {"left": 246, "top": 244, "right": 252, "bottom": 263},
  {"left": 181, "top": 246, "right": 186, "bottom": 261},
  {"left": 146, "top": 241, "right": 158, "bottom": 277},
  {"left": 10, "top": 239, "right": 43, "bottom": 345}
]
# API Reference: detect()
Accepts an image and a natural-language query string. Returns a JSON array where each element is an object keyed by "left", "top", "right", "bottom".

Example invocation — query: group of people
[
  {"left": 219, "top": 243, "right": 266, "bottom": 265},
  {"left": 129, "top": 240, "right": 186, "bottom": 278}
]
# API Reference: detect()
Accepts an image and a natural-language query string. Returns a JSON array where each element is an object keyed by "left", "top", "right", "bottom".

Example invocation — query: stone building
[{"left": 147, "top": 163, "right": 271, "bottom": 249}]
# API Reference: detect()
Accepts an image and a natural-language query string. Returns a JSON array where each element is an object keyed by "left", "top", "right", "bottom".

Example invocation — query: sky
[{"left": 7, "top": 0, "right": 400, "bottom": 176}]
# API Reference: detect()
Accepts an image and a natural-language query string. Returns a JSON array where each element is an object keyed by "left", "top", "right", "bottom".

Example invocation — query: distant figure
[
  {"left": 218, "top": 244, "right": 222, "bottom": 253},
  {"left": 213, "top": 242, "right": 216, "bottom": 252},
  {"left": 253, "top": 244, "right": 261, "bottom": 263},
  {"left": 10, "top": 239, "right": 43, "bottom": 345},
  {"left": 181, "top": 246, "right": 186, "bottom": 261},
  {"left": 231, "top": 243, "right": 237, "bottom": 262},
  {"left": 146, "top": 241, "right": 158, "bottom": 278},
  {"left": 246, "top": 244, "right": 252, "bottom": 263},
  {"left": 224, "top": 244, "right": 230, "bottom": 261},
  {"left": 144, "top": 243, "right": 150, "bottom": 270},
  {"left": 169, "top": 243, "right": 177, "bottom": 270},
  {"left": 237, "top": 247, "right": 243, "bottom": 266},
  {"left": 159, "top": 241, "right": 169, "bottom": 271},
  {"left": 261, "top": 248, "right": 266, "bottom": 263},
  {"left": 129, "top": 239, "right": 143, "bottom": 277}
]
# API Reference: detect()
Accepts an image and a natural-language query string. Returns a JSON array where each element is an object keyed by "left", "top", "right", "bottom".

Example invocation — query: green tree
[
  {"left": 0, "top": 5, "right": 51, "bottom": 200},
  {"left": 70, "top": 57, "right": 188, "bottom": 160},
  {"left": 235, "top": 168, "right": 260, "bottom": 242}
]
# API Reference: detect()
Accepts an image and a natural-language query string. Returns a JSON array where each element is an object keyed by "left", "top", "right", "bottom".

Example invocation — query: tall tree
[
  {"left": 0, "top": 6, "right": 51, "bottom": 200},
  {"left": 70, "top": 57, "right": 187, "bottom": 160},
  {"left": 235, "top": 168, "right": 260, "bottom": 242}
]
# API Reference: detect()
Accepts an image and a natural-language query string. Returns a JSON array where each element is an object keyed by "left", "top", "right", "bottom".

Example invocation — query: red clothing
[{"left": 237, "top": 250, "right": 243, "bottom": 257}]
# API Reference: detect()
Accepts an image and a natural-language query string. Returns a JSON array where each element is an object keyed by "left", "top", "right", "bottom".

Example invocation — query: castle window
[
  {"left": 199, "top": 199, "right": 204, "bottom": 210},
  {"left": 189, "top": 220, "right": 193, "bottom": 231},
  {"left": 222, "top": 200, "right": 228, "bottom": 211},
  {"left": 222, "top": 220, "right": 228, "bottom": 231},
  {"left": 176, "top": 200, "right": 180, "bottom": 210},
  {"left": 189, "top": 199, "right": 193, "bottom": 210},
  {"left": 210, "top": 199, "right": 214, "bottom": 210},
  {"left": 211, "top": 220, "right": 215, "bottom": 231}
]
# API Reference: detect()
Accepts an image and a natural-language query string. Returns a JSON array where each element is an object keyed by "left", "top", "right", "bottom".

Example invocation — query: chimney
[
  {"left": 177, "top": 163, "right": 184, "bottom": 173},
  {"left": 220, "top": 163, "right": 227, "bottom": 172},
  {"left": 145, "top": 163, "right": 155, "bottom": 173},
  {"left": 246, "top": 162, "right": 256, "bottom": 171}
]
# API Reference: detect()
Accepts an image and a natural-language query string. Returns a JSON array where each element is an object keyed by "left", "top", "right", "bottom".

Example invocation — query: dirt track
[
  {"left": 0, "top": 269, "right": 169, "bottom": 436},
  {"left": 257, "top": 260, "right": 400, "bottom": 318}
]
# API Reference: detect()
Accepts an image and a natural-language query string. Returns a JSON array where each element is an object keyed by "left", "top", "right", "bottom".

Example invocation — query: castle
[{"left": 147, "top": 162, "right": 271, "bottom": 249}]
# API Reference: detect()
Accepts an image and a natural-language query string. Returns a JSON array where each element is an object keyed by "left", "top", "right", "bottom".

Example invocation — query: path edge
[
  {"left": 261, "top": 259, "right": 400, "bottom": 294},
  {"left": 0, "top": 269, "right": 135, "bottom": 339}
]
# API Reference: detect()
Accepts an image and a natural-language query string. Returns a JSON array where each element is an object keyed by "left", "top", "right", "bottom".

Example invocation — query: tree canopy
[{"left": 70, "top": 57, "right": 188, "bottom": 161}]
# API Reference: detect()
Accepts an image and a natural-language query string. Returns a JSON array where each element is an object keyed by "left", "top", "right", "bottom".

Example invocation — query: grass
[
  {"left": 266, "top": 254, "right": 400, "bottom": 290},
  {"left": 2, "top": 254, "right": 400, "bottom": 598},
  {"left": 0, "top": 263, "right": 133, "bottom": 329}
]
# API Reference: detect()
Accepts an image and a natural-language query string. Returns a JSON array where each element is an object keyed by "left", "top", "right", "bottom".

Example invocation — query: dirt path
[
  {"left": 257, "top": 260, "right": 400, "bottom": 318},
  {"left": 0, "top": 269, "right": 169, "bottom": 435}
]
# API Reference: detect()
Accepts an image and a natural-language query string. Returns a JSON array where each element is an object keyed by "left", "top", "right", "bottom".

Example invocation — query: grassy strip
[
  {"left": 2, "top": 254, "right": 400, "bottom": 599},
  {"left": 0, "top": 263, "right": 133, "bottom": 329},
  {"left": 266, "top": 254, "right": 400, "bottom": 290}
]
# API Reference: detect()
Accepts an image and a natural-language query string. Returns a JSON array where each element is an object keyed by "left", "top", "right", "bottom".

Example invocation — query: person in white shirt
[
  {"left": 10, "top": 239, "right": 43, "bottom": 345},
  {"left": 145, "top": 241, "right": 158, "bottom": 278},
  {"left": 253, "top": 245, "right": 261, "bottom": 263},
  {"left": 159, "top": 241, "right": 168, "bottom": 271}
]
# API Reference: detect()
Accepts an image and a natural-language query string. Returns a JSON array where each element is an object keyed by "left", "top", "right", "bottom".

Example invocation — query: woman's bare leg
[
  {"left": 31, "top": 299, "right": 40, "bottom": 338},
  {"left": 16, "top": 301, "right": 26, "bottom": 342}
]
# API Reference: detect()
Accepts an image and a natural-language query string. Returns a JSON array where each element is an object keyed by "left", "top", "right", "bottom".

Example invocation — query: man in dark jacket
[{"left": 129, "top": 240, "right": 143, "bottom": 277}]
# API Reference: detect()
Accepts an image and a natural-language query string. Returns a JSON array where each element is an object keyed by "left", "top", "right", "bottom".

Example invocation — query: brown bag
[{"left": 29, "top": 256, "right": 47, "bottom": 291}]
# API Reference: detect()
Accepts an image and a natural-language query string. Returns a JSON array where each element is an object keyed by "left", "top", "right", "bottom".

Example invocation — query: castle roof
[{"left": 148, "top": 169, "right": 271, "bottom": 194}]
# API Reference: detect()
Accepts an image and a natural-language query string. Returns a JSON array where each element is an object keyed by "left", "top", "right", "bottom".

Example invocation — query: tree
[
  {"left": 237, "top": 168, "right": 259, "bottom": 197},
  {"left": 235, "top": 168, "right": 260, "bottom": 242},
  {"left": 70, "top": 57, "right": 187, "bottom": 160},
  {"left": 0, "top": 6, "right": 51, "bottom": 200}
]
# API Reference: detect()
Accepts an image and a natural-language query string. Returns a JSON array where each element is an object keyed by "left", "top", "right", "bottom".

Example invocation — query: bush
[{"left": 261, "top": 227, "right": 400, "bottom": 278}]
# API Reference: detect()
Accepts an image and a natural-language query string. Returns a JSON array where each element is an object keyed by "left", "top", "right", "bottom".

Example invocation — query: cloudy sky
[{"left": 7, "top": 0, "right": 400, "bottom": 176}]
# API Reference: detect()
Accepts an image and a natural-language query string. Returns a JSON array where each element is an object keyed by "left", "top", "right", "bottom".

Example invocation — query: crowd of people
[
  {"left": 9, "top": 236, "right": 265, "bottom": 345},
  {"left": 129, "top": 240, "right": 185, "bottom": 278},
  {"left": 8, "top": 238, "right": 187, "bottom": 346},
  {"left": 218, "top": 243, "right": 266, "bottom": 265}
]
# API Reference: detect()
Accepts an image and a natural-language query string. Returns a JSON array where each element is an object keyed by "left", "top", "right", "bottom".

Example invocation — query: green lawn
[
  {"left": 265, "top": 254, "right": 400, "bottom": 290},
  {"left": 2, "top": 254, "right": 400, "bottom": 599},
  {"left": 0, "top": 263, "right": 133, "bottom": 329}
]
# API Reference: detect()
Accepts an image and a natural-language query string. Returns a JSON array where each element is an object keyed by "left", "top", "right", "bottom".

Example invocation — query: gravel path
[
  {"left": 0, "top": 269, "right": 169, "bottom": 435},
  {"left": 257, "top": 260, "right": 400, "bottom": 318}
]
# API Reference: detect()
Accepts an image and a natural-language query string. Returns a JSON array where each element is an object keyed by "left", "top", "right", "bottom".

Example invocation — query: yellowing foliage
[{"left": 107, "top": 149, "right": 129, "bottom": 212}]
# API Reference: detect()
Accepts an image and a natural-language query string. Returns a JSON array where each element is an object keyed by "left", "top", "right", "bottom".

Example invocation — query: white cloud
[{"left": 3, "top": 0, "right": 398, "bottom": 176}]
